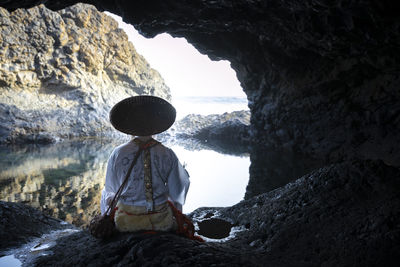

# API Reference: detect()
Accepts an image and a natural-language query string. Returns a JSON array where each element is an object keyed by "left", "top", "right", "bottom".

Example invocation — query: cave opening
[
  {"left": 106, "top": 12, "right": 249, "bottom": 118},
  {"left": 103, "top": 13, "right": 326, "bottom": 205},
  {"left": 106, "top": 13, "right": 252, "bottom": 213}
]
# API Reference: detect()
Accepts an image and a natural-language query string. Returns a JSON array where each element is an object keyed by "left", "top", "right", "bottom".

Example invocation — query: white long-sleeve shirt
[{"left": 100, "top": 139, "right": 190, "bottom": 214}]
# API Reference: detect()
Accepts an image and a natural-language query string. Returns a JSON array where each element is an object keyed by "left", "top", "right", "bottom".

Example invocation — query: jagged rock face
[
  {"left": 0, "top": 3, "right": 170, "bottom": 144},
  {"left": 4, "top": 0, "right": 398, "bottom": 166}
]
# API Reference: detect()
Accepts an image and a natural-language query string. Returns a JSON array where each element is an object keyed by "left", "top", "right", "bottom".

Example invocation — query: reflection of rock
[
  {"left": 0, "top": 140, "right": 116, "bottom": 227},
  {"left": 161, "top": 138, "right": 249, "bottom": 157},
  {"left": 25, "top": 160, "right": 400, "bottom": 266},
  {"left": 0, "top": 3, "right": 170, "bottom": 144},
  {"left": 161, "top": 110, "right": 251, "bottom": 155}
]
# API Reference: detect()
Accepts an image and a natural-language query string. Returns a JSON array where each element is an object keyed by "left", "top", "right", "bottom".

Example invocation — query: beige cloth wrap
[{"left": 114, "top": 202, "right": 177, "bottom": 232}]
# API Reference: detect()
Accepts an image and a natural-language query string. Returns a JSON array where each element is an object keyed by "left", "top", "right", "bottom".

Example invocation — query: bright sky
[{"left": 106, "top": 13, "right": 245, "bottom": 97}]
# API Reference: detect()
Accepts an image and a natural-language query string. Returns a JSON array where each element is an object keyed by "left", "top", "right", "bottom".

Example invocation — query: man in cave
[{"left": 99, "top": 95, "right": 192, "bottom": 234}]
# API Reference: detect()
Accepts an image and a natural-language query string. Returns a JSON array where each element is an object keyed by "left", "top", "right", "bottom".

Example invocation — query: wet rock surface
[
  {"left": 0, "top": 201, "right": 72, "bottom": 251},
  {"left": 1, "top": 159, "right": 396, "bottom": 266}
]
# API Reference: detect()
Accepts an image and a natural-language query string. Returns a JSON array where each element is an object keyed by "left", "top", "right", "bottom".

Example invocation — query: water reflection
[
  {"left": 170, "top": 145, "right": 250, "bottom": 213},
  {"left": 0, "top": 138, "right": 322, "bottom": 228},
  {"left": 0, "top": 141, "right": 114, "bottom": 227},
  {"left": 160, "top": 137, "right": 249, "bottom": 157},
  {"left": 0, "top": 139, "right": 250, "bottom": 227}
]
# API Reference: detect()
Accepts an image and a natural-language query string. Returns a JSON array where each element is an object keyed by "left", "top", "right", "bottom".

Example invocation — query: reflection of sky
[{"left": 170, "top": 145, "right": 250, "bottom": 213}]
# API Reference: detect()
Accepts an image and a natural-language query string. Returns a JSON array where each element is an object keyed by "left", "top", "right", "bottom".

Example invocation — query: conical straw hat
[{"left": 110, "top": 95, "right": 176, "bottom": 136}]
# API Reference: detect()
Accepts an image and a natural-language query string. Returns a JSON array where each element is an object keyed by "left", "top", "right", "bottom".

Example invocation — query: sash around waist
[
  {"left": 116, "top": 201, "right": 169, "bottom": 216},
  {"left": 119, "top": 194, "right": 167, "bottom": 207}
]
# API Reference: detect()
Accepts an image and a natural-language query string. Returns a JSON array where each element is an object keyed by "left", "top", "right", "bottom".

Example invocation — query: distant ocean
[{"left": 171, "top": 96, "right": 249, "bottom": 119}]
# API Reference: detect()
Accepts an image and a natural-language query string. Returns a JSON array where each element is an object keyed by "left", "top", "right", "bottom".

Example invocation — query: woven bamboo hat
[{"left": 109, "top": 95, "right": 176, "bottom": 136}]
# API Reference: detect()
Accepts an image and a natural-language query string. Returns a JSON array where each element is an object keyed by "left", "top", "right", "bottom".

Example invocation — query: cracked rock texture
[{"left": 0, "top": 3, "right": 170, "bottom": 144}]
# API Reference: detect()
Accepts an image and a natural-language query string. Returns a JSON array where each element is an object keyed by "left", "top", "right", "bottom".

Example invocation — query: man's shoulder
[
  {"left": 112, "top": 140, "right": 137, "bottom": 156},
  {"left": 153, "top": 143, "right": 177, "bottom": 159}
]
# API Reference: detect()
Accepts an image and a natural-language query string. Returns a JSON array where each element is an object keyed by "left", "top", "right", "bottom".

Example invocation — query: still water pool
[{"left": 0, "top": 138, "right": 249, "bottom": 227}]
